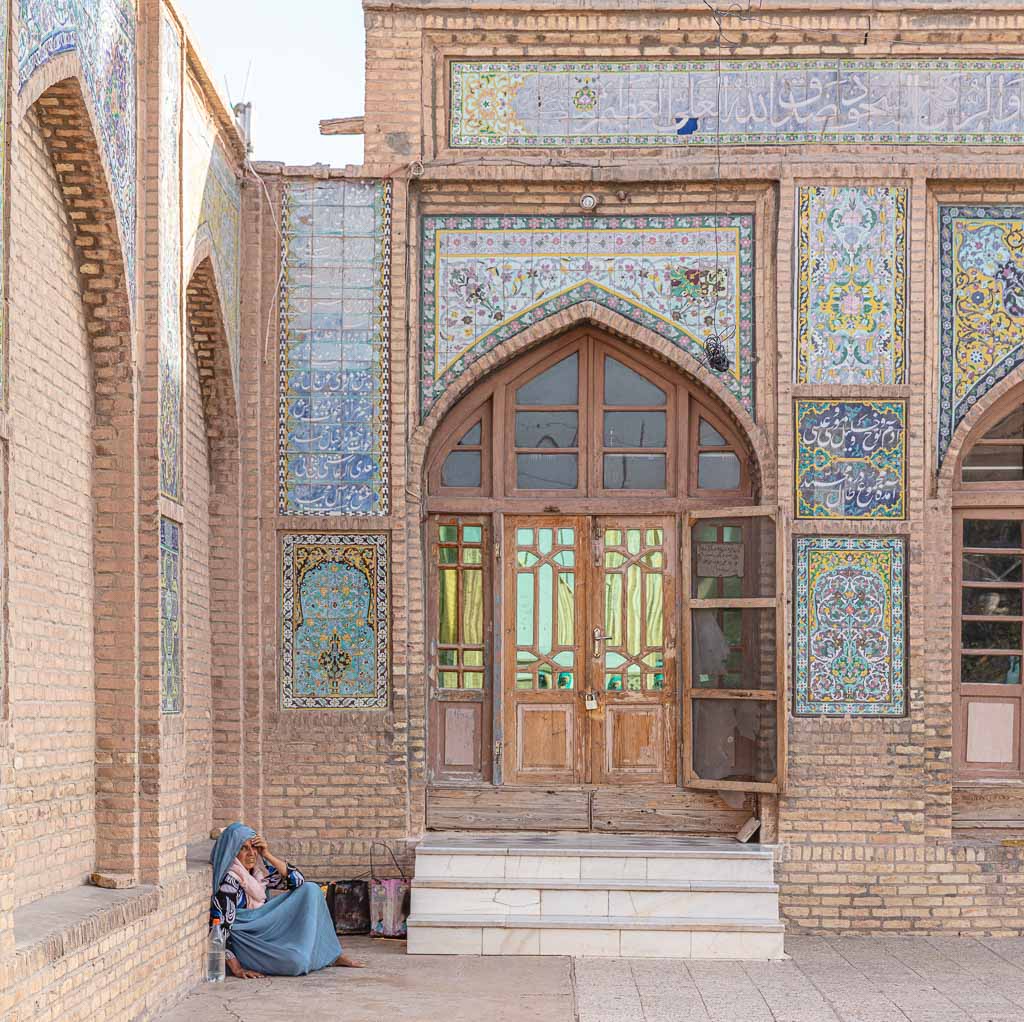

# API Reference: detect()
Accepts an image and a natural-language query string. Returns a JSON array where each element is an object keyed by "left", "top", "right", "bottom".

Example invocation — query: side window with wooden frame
[
  {"left": 428, "top": 517, "right": 492, "bottom": 782},
  {"left": 683, "top": 508, "right": 785, "bottom": 793}
]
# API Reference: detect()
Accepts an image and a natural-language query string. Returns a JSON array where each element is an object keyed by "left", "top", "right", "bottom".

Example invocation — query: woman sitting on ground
[{"left": 210, "top": 822, "right": 363, "bottom": 978}]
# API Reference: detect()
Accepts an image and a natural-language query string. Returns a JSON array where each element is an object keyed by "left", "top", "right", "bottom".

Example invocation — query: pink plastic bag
[{"left": 369, "top": 843, "right": 410, "bottom": 938}]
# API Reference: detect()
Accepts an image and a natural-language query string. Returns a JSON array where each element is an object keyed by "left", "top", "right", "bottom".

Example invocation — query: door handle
[{"left": 592, "top": 627, "right": 610, "bottom": 659}]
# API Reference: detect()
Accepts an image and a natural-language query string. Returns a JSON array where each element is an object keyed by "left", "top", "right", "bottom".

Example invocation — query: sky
[{"left": 175, "top": 0, "right": 366, "bottom": 167}]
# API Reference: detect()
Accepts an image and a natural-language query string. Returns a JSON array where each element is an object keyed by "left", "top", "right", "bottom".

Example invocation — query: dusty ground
[{"left": 159, "top": 934, "right": 1024, "bottom": 1022}]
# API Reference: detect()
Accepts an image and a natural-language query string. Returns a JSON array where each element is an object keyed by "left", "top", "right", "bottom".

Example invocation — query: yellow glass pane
[
  {"left": 462, "top": 569, "right": 484, "bottom": 644},
  {"left": 645, "top": 529, "right": 663, "bottom": 546},
  {"left": 439, "top": 671, "right": 459, "bottom": 689},
  {"left": 640, "top": 551, "right": 664, "bottom": 568},
  {"left": 626, "top": 563, "right": 642, "bottom": 656},
  {"left": 515, "top": 673, "right": 533, "bottom": 690},
  {"left": 605, "top": 529, "right": 622, "bottom": 546},
  {"left": 464, "top": 649, "right": 484, "bottom": 667},
  {"left": 605, "top": 572, "right": 623, "bottom": 646},
  {"left": 556, "top": 572, "right": 575, "bottom": 647},
  {"left": 439, "top": 569, "right": 458, "bottom": 645},
  {"left": 645, "top": 573, "right": 664, "bottom": 647},
  {"left": 464, "top": 548, "right": 482, "bottom": 565},
  {"left": 605, "top": 551, "right": 627, "bottom": 568},
  {"left": 627, "top": 529, "right": 642, "bottom": 555},
  {"left": 464, "top": 672, "right": 484, "bottom": 689}
]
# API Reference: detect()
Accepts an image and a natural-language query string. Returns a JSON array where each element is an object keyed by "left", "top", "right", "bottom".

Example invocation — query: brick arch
[
  {"left": 184, "top": 259, "right": 242, "bottom": 827},
  {"left": 411, "top": 301, "right": 773, "bottom": 502},
  {"left": 26, "top": 77, "right": 139, "bottom": 878}
]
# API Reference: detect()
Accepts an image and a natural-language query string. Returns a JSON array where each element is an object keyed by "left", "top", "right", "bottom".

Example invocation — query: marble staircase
[{"left": 407, "top": 833, "right": 784, "bottom": 959}]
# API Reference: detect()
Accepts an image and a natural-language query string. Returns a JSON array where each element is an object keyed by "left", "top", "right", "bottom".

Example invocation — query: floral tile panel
[{"left": 159, "top": 517, "right": 182, "bottom": 714}]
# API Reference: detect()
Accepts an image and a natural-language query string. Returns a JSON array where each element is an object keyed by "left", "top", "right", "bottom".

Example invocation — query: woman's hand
[
  {"left": 251, "top": 834, "right": 269, "bottom": 856},
  {"left": 227, "top": 958, "right": 266, "bottom": 980}
]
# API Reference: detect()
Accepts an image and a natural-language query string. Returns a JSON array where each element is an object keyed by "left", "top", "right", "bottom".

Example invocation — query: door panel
[
  {"left": 591, "top": 518, "right": 677, "bottom": 784},
  {"left": 503, "top": 517, "right": 587, "bottom": 784}
]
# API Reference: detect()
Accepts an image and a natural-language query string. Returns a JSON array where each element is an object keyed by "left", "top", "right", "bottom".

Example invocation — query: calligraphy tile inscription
[
  {"left": 451, "top": 60, "right": 1024, "bottom": 149},
  {"left": 938, "top": 205, "right": 1024, "bottom": 466},
  {"left": 795, "top": 400, "right": 906, "bottom": 520},
  {"left": 421, "top": 214, "right": 755, "bottom": 417},
  {"left": 280, "top": 534, "right": 389, "bottom": 710},
  {"left": 796, "top": 186, "right": 907, "bottom": 385},
  {"left": 280, "top": 180, "right": 392, "bottom": 515},
  {"left": 160, "top": 517, "right": 182, "bottom": 715},
  {"left": 794, "top": 536, "right": 906, "bottom": 717}
]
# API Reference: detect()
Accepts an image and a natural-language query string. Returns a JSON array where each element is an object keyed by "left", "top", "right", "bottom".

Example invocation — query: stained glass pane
[
  {"left": 440, "top": 672, "right": 459, "bottom": 689},
  {"left": 516, "top": 573, "right": 534, "bottom": 646},
  {"left": 516, "top": 673, "right": 533, "bottom": 690},
  {"left": 626, "top": 564, "right": 642, "bottom": 656},
  {"left": 606, "top": 551, "right": 627, "bottom": 568},
  {"left": 463, "top": 525, "right": 483, "bottom": 543},
  {"left": 439, "top": 526, "right": 458, "bottom": 543},
  {"left": 517, "top": 528, "right": 534, "bottom": 545},
  {"left": 554, "top": 550, "right": 575, "bottom": 567},
  {"left": 605, "top": 573, "right": 623, "bottom": 646},
  {"left": 538, "top": 563, "right": 553, "bottom": 655},
  {"left": 517, "top": 551, "right": 539, "bottom": 567},
  {"left": 627, "top": 530, "right": 642, "bottom": 555},
  {"left": 464, "top": 672, "right": 484, "bottom": 689},
  {"left": 439, "top": 649, "right": 457, "bottom": 666},
  {"left": 464, "top": 649, "right": 484, "bottom": 667},
  {"left": 539, "top": 529, "right": 553, "bottom": 555},
  {"left": 439, "top": 546, "right": 457, "bottom": 564},
  {"left": 439, "top": 569, "right": 458, "bottom": 645},
  {"left": 464, "top": 548, "right": 482, "bottom": 565},
  {"left": 556, "top": 573, "right": 575, "bottom": 647},
  {"left": 556, "top": 672, "right": 574, "bottom": 689},
  {"left": 646, "top": 529, "right": 663, "bottom": 546},
  {"left": 606, "top": 529, "right": 623, "bottom": 545},
  {"left": 646, "top": 574, "right": 664, "bottom": 647},
  {"left": 463, "top": 569, "right": 484, "bottom": 645}
]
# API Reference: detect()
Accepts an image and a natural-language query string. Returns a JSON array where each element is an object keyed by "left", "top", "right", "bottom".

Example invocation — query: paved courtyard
[{"left": 159, "top": 934, "right": 1024, "bottom": 1022}]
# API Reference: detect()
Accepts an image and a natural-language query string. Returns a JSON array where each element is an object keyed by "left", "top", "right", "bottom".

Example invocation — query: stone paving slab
[{"left": 159, "top": 935, "right": 1024, "bottom": 1022}]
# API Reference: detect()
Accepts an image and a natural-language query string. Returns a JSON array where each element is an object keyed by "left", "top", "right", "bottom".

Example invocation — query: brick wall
[{"left": 6, "top": 104, "right": 96, "bottom": 907}]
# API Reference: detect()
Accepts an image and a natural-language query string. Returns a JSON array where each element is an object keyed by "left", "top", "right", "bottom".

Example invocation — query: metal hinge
[{"left": 494, "top": 740, "right": 503, "bottom": 761}]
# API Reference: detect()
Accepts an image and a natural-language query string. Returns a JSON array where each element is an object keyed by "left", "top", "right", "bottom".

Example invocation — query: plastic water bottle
[{"left": 207, "top": 918, "right": 226, "bottom": 983}]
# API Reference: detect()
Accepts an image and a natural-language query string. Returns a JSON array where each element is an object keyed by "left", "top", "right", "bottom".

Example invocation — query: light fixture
[{"left": 579, "top": 192, "right": 599, "bottom": 211}]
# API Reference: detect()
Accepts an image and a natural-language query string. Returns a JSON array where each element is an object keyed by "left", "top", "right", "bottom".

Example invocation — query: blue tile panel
[
  {"left": 280, "top": 180, "right": 392, "bottom": 515},
  {"left": 795, "top": 400, "right": 907, "bottom": 520},
  {"left": 19, "top": 0, "right": 138, "bottom": 307},
  {"left": 158, "top": 10, "right": 182, "bottom": 501},
  {"left": 159, "top": 517, "right": 182, "bottom": 714},
  {"left": 938, "top": 205, "right": 1024, "bottom": 468},
  {"left": 794, "top": 536, "right": 906, "bottom": 717},
  {"left": 451, "top": 60, "right": 1024, "bottom": 148},
  {"left": 280, "top": 534, "right": 389, "bottom": 710},
  {"left": 420, "top": 214, "right": 755, "bottom": 418}
]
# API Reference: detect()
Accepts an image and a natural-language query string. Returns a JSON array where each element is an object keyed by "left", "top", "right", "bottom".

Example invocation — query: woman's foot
[{"left": 333, "top": 954, "right": 365, "bottom": 968}]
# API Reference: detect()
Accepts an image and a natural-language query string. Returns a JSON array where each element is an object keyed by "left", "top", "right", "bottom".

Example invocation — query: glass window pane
[
  {"left": 985, "top": 408, "right": 1024, "bottom": 439},
  {"left": 442, "top": 451, "right": 481, "bottom": 487},
  {"left": 464, "top": 672, "right": 484, "bottom": 689},
  {"left": 962, "top": 620, "right": 1022, "bottom": 650},
  {"left": 516, "top": 354, "right": 578, "bottom": 405},
  {"left": 692, "top": 517, "right": 775, "bottom": 599},
  {"left": 964, "top": 519, "right": 1023, "bottom": 549},
  {"left": 962, "top": 444, "right": 1024, "bottom": 483},
  {"left": 515, "top": 411, "right": 579, "bottom": 448},
  {"left": 463, "top": 525, "right": 483, "bottom": 544},
  {"left": 692, "top": 699, "right": 777, "bottom": 783},
  {"left": 439, "top": 649, "right": 457, "bottom": 666},
  {"left": 517, "top": 453, "right": 578, "bottom": 489},
  {"left": 439, "top": 671, "right": 460, "bottom": 689},
  {"left": 699, "top": 418, "right": 727, "bottom": 446},
  {"left": 464, "top": 649, "right": 484, "bottom": 667},
  {"left": 604, "top": 356, "right": 666, "bottom": 406},
  {"left": 603, "top": 454, "right": 666, "bottom": 490},
  {"left": 963, "top": 553, "right": 1024, "bottom": 583},
  {"left": 603, "top": 411, "right": 667, "bottom": 448},
  {"left": 963, "top": 588, "right": 1023, "bottom": 616},
  {"left": 692, "top": 609, "right": 776, "bottom": 690},
  {"left": 439, "top": 546, "right": 457, "bottom": 564},
  {"left": 439, "top": 525, "right": 458, "bottom": 543},
  {"left": 698, "top": 451, "right": 741, "bottom": 490},
  {"left": 458, "top": 422, "right": 482, "bottom": 446},
  {"left": 439, "top": 569, "right": 458, "bottom": 645},
  {"left": 462, "top": 569, "right": 484, "bottom": 645},
  {"left": 962, "top": 654, "right": 1022, "bottom": 685}
]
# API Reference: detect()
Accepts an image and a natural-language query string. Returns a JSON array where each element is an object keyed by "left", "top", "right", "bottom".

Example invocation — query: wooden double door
[{"left": 504, "top": 515, "right": 677, "bottom": 786}]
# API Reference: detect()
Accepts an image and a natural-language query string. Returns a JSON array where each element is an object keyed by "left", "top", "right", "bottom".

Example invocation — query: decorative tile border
[
  {"left": 795, "top": 399, "right": 907, "bottom": 520},
  {"left": 794, "top": 536, "right": 906, "bottom": 717},
  {"left": 280, "top": 533, "right": 389, "bottom": 710},
  {"left": 0, "top": 0, "right": 8, "bottom": 388},
  {"left": 18, "top": 0, "right": 138, "bottom": 306},
  {"left": 420, "top": 214, "right": 755, "bottom": 417},
  {"left": 451, "top": 60, "right": 1024, "bottom": 149},
  {"left": 938, "top": 205, "right": 1024, "bottom": 467},
  {"left": 158, "top": 9, "right": 182, "bottom": 502},
  {"left": 159, "top": 517, "right": 182, "bottom": 714},
  {"left": 796, "top": 185, "right": 907, "bottom": 385},
  {"left": 279, "top": 180, "right": 392, "bottom": 516}
]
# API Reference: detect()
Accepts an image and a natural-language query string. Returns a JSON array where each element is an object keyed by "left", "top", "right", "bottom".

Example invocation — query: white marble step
[
  {"left": 407, "top": 913, "right": 785, "bottom": 959},
  {"left": 411, "top": 883, "right": 780, "bottom": 921}
]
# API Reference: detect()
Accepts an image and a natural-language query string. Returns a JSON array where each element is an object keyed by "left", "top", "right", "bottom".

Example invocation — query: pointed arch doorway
[{"left": 424, "top": 328, "right": 783, "bottom": 833}]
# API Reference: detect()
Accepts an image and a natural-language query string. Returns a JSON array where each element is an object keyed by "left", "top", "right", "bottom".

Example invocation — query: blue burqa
[{"left": 210, "top": 823, "right": 342, "bottom": 976}]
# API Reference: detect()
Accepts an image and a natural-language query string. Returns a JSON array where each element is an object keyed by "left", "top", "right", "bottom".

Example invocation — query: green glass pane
[
  {"left": 556, "top": 672, "right": 574, "bottom": 690},
  {"left": 626, "top": 563, "right": 642, "bottom": 656},
  {"left": 439, "top": 546, "right": 458, "bottom": 564},
  {"left": 606, "top": 651, "right": 626, "bottom": 668},
  {"left": 696, "top": 525, "right": 718, "bottom": 542},
  {"left": 464, "top": 672, "right": 484, "bottom": 690},
  {"left": 605, "top": 573, "right": 623, "bottom": 646},
  {"left": 605, "top": 551, "right": 627, "bottom": 568},
  {"left": 646, "top": 573, "right": 664, "bottom": 647},
  {"left": 554, "top": 650, "right": 575, "bottom": 667},
  {"left": 517, "top": 551, "right": 539, "bottom": 568},
  {"left": 464, "top": 548, "right": 482, "bottom": 565},
  {"left": 515, "top": 673, "right": 533, "bottom": 690},
  {"left": 463, "top": 525, "right": 483, "bottom": 543},
  {"left": 539, "top": 529, "right": 554, "bottom": 555},
  {"left": 554, "top": 550, "right": 575, "bottom": 567},
  {"left": 556, "top": 573, "right": 575, "bottom": 647},
  {"left": 516, "top": 573, "right": 534, "bottom": 647},
  {"left": 648, "top": 673, "right": 664, "bottom": 690},
  {"left": 439, "top": 569, "right": 458, "bottom": 644},
  {"left": 606, "top": 674, "right": 623, "bottom": 691},
  {"left": 627, "top": 530, "right": 642, "bottom": 555},
  {"left": 464, "top": 649, "right": 484, "bottom": 667},
  {"left": 697, "top": 577, "right": 717, "bottom": 598},
  {"left": 538, "top": 672, "right": 551, "bottom": 690},
  {"left": 606, "top": 529, "right": 622, "bottom": 546},
  {"left": 626, "top": 665, "right": 642, "bottom": 691},
  {"left": 722, "top": 610, "right": 741, "bottom": 644},
  {"left": 439, "top": 672, "right": 459, "bottom": 689},
  {"left": 538, "top": 563, "right": 554, "bottom": 655},
  {"left": 643, "top": 652, "right": 664, "bottom": 668},
  {"left": 646, "top": 529, "right": 663, "bottom": 546},
  {"left": 640, "top": 551, "right": 664, "bottom": 568},
  {"left": 439, "top": 649, "right": 457, "bottom": 666},
  {"left": 517, "top": 528, "right": 534, "bottom": 546},
  {"left": 517, "top": 650, "right": 538, "bottom": 664},
  {"left": 723, "top": 576, "right": 743, "bottom": 598},
  {"left": 439, "top": 526, "right": 458, "bottom": 543},
  {"left": 723, "top": 527, "right": 742, "bottom": 543},
  {"left": 558, "top": 529, "right": 575, "bottom": 545},
  {"left": 463, "top": 569, "right": 484, "bottom": 645}
]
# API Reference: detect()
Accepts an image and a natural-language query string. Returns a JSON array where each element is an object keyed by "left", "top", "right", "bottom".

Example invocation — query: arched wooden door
[{"left": 424, "top": 329, "right": 783, "bottom": 828}]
